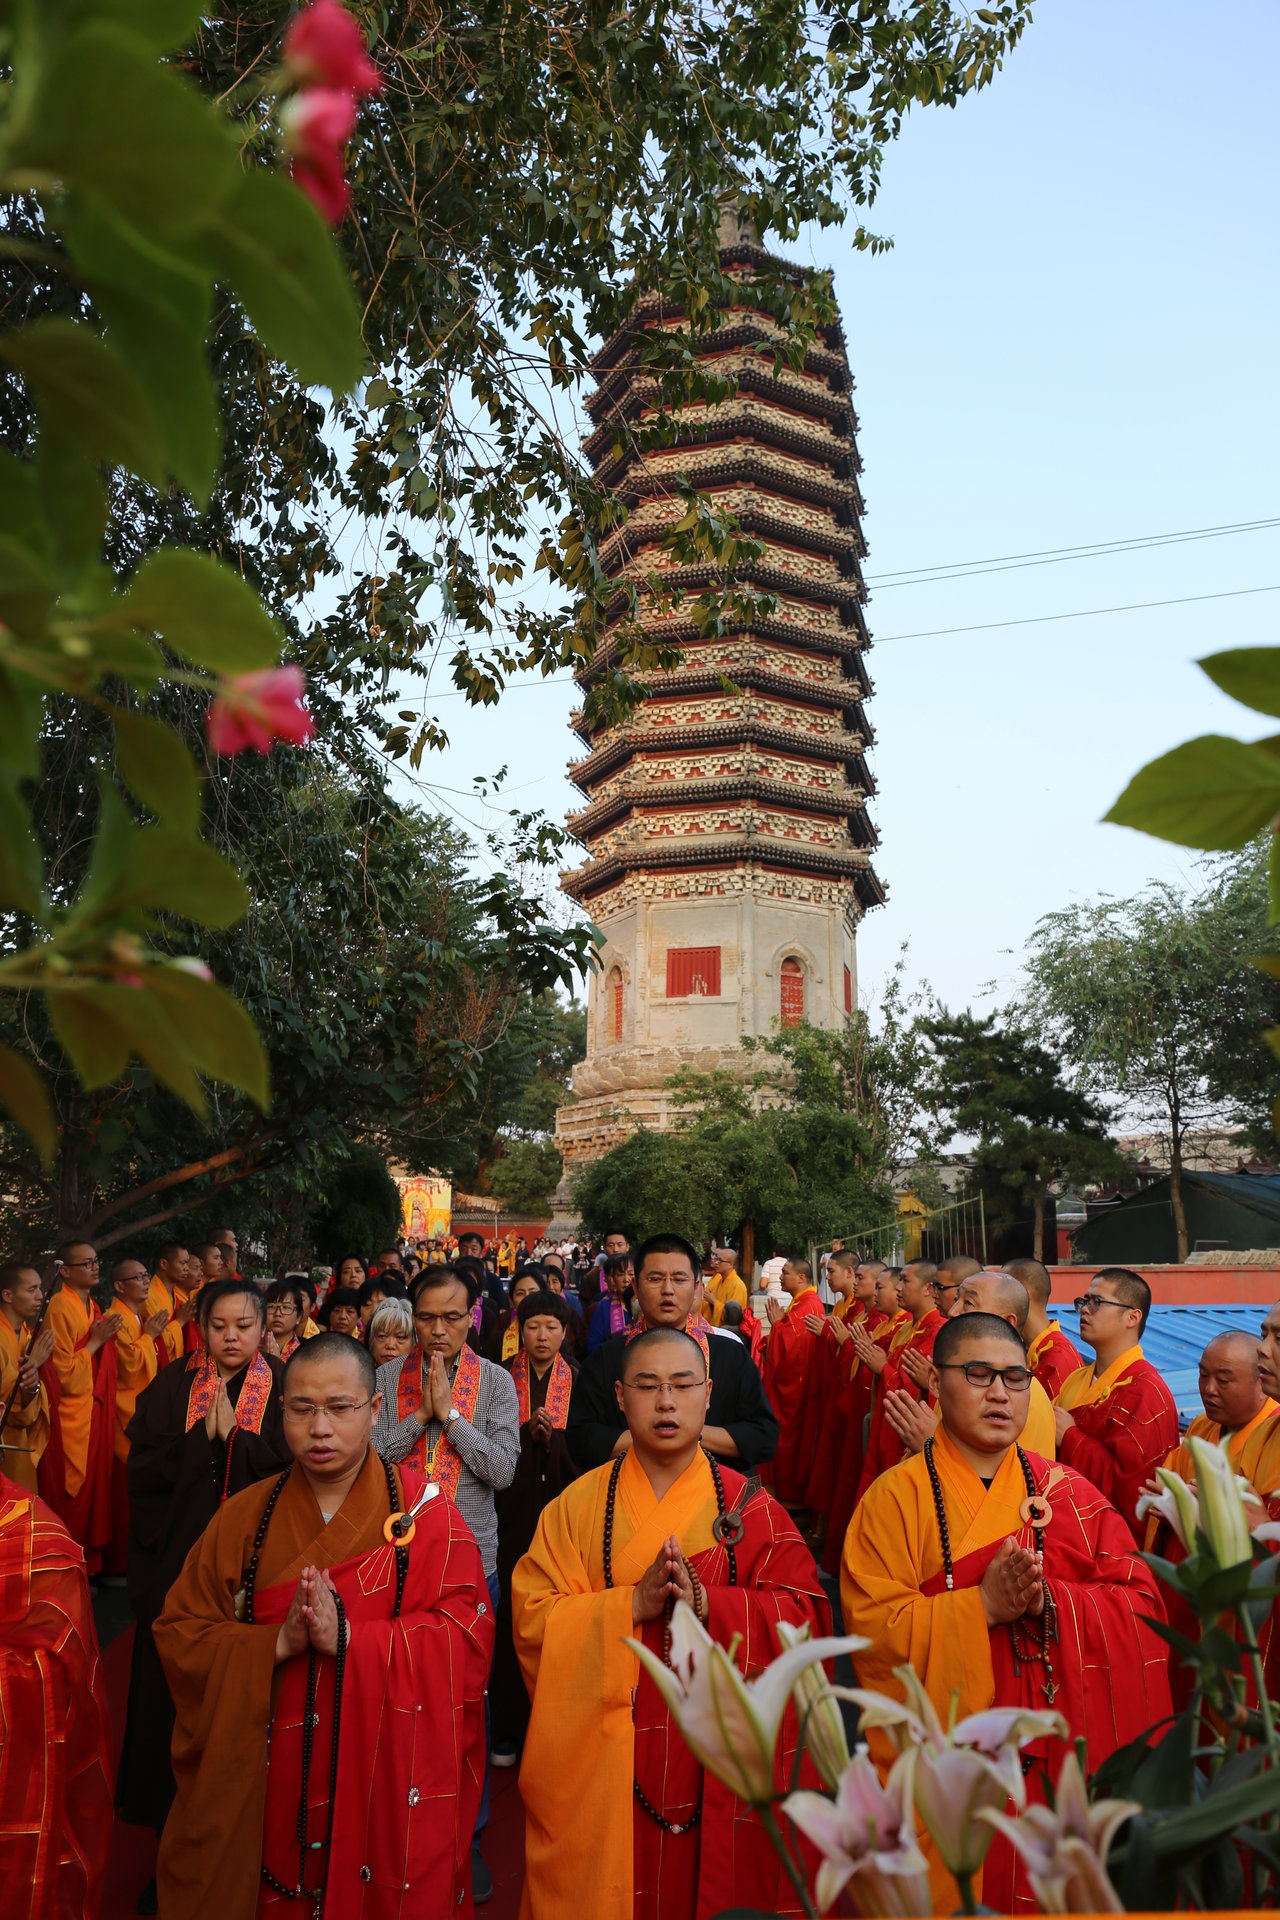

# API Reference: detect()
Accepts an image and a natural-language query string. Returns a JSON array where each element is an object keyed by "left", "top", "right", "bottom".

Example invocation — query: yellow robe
[
  {"left": 1240, "top": 1408, "right": 1280, "bottom": 1499},
  {"left": 0, "top": 1315, "right": 51, "bottom": 1495},
  {"left": 1055, "top": 1342, "right": 1147, "bottom": 1409},
  {"left": 703, "top": 1269, "right": 748, "bottom": 1328},
  {"left": 146, "top": 1275, "right": 187, "bottom": 1367},
  {"left": 47, "top": 1287, "right": 97, "bottom": 1497},
  {"left": 111, "top": 1305, "right": 158, "bottom": 1463}
]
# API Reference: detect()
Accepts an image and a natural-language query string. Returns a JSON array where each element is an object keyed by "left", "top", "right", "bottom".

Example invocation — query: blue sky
[{"left": 408, "top": 0, "right": 1280, "bottom": 1018}]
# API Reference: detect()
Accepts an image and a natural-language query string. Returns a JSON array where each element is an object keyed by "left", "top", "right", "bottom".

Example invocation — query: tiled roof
[{"left": 1055, "top": 1302, "right": 1267, "bottom": 1425}]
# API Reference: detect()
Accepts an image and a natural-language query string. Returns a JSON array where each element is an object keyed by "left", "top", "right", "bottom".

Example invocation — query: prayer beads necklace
[
  {"left": 602, "top": 1447, "right": 736, "bottom": 1837},
  {"left": 245, "top": 1454, "right": 410, "bottom": 1913},
  {"left": 922, "top": 1437, "right": 1059, "bottom": 1705}
]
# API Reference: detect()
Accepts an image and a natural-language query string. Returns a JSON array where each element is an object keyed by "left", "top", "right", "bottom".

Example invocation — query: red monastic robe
[
  {"left": 1026, "top": 1321, "right": 1083, "bottom": 1400},
  {"left": 803, "top": 1299, "right": 861, "bottom": 1515},
  {"left": 820, "top": 1307, "right": 894, "bottom": 1579},
  {"left": 761, "top": 1288, "right": 826, "bottom": 1505},
  {"left": 842, "top": 1430, "right": 1172, "bottom": 1913},
  {"left": 514, "top": 1450, "right": 831, "bottom": 1920},
  {"left": 0, "top": 1473, "right": 114, "bottom": 1920},
  {"left": 1056, "top": 1347, "right": 1180, "bottom": 1544},
  {"left": 856, "top": 1307, "right": 946, "bottom": 1502},
  {"left": 155, "top": 1449, "right": 493, "bottom": 1920}
]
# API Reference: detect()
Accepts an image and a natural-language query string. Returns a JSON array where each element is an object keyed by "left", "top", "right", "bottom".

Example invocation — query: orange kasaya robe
[
  {"left": 0, "top": 1472, "right": 114, "bottom": 1920},
  {"left": 1056, "top": 1345, "right": 1180, "bottom": 1544},
  {"left": 820, "top": 1306, "right": 896, "bottom": 1579},
  {"left": 842, "top": 1427, "right": 1172, "bottom": 1914},
  {"left": 513, "top": 1448, "right": 831, "bottom": 1920},
  {"left": 856, "top": 1307, "right": 946, "bottom": 1502},
  {"left": 155, "top": 1448, "right": 493, "bottom": 1920},
  {"left": 43, "top": 1287, "right": 116, "bottom": 1571},
  {"left": 0, "top": 1317, "right": 51, "bottom": 1498},
  {"left": 760, "top": 1288, "right": 826, "bottom": 1505},
  {"left": 1026, "top": 1320, "right": 1082, "bottom": 1400},
  {"left": 803, "top": 1297, "right": 861, "bottom": 1515},
  {"left": 145, "top": 1276, "right": 186, "bottom": 1369}
]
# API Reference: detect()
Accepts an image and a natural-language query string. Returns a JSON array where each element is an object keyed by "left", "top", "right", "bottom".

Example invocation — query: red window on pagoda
[
  {"left": 666, "top": 946, "right": 721, "bottom": 998},
  {"left": 780, "top": 958, "right": 804, "bottom": 1028},
  {"left": 844, "top": 964, "right": 853, "bottom": 1013},
  {"left": 610, "top": 969, "right": 624, "bottom": 1042}
]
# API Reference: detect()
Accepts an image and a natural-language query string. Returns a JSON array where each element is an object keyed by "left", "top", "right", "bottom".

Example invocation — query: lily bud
[
  {"left": 1187, "top": 1434, "right": 1253, "bottom": 1568},
  {"left": 777, "top": 1619, "right": 852, "bottom": 1790}
]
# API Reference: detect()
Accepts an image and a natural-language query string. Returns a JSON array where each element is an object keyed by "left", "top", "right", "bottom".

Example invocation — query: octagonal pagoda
[{"left": 554, "top": 207, "right": 884, "bottom": 1177}]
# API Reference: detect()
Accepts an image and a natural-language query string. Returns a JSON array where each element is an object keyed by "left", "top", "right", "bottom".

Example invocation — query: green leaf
[
  {"left": 1105, "top": 735, "right": 1280, "bottom": 850},
  {"left": 63, "top": 205, "right": 218, "bottom": 502},
  {"left": 0, "top": 533, "right": 58, "bottom": 638},
  {"left": 0, "top": 321, "right": 166, "bottom": 488},
  {"left": 1270, "top": 834, "right": 1280, "bottom": 927},
  {"left": 65, "top": 0, "right": 206, "bottom": 51},
  {"left": 0, "top": 1044, "right": 56, "bottom": 1166},
  {"left": 112, "top": 708, "right": 201, "bottom": 834},
  {"left": 45, "top": 988, "right": 134, "bottom": 1089},
  {"left": 201, "top": 169, "right": 364, "bottom": 395},
  {"left": 117, "top": 549, "right": 281, "bottom": 673},
  {"left": 46, "top": 983, "right": 205, "bottom": 1110},
  {"left": 1200, "top": 647, "right": 1280, "bottom": 720},
  {"left": 34, "top": 431, "right": 108, "bottom": 572},
  {"left": 11, "top": 23, "right": 240, "bottom": 239},
  {"left": 0, "top": 781, "right": 45, "bottom": 917},
  {"left": 0, "top": 665, "right": 45, "bottom": 781},
  {"left": 147, "top": 966, "right": 271, "bottom": 1110},
  {"left": 74, "top": 781, "right": 246, "bottom": 928}
]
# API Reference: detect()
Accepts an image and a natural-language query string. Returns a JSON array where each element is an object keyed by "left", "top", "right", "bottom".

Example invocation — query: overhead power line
[
  {"left": 875, "top": 580, "right": 1280, "bottom": 646},
  {"left": 866, "top": 515, "right": 1280, "bottom": 590}
]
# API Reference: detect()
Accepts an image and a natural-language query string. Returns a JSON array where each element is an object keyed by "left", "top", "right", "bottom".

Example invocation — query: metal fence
[{"left": 821, "top": 1194, "right": 988, "bottom": 1270}]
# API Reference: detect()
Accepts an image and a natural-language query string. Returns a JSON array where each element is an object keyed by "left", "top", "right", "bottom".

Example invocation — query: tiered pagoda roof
[{"left": 560, "top": 221, "right": 883, "bottom": 922}]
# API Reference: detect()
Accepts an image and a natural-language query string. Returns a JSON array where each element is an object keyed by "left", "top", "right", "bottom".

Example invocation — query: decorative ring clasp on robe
[
  {"left": 712, "top": 1510, "right": 745, "bottom": 1547},
  {"left": 384, "top": 1481, "right": 439, "bottom": 1545},
  {"left": 1019, "top": 1494, "right": 1053, "bottom": 1528}
]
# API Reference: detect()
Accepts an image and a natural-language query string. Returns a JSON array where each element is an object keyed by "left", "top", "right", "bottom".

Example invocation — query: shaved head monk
[
  {"left": 1054, "top": 1267, "right": 1179, "bottom": 1542},
  {"left": 761, "top": 1256, "right": 826, "bottom": 1509},
  {"left": 514, "top": 1326, "right": 830, "bottom": 1920},
  {"left": 881, "top": 1268, "right": 1057, "bottom": 1462},
  {"left": 1004, "top": 1256, "right": 1081, "bottom": 1397},
  {"left": 154, "top": 1333, "right": 493, "bottom": 1920},
  {"left": 843, "top": 1311, "right": 1172, "bottom": 1913},
  {"left": 855, "top": 1259, "right": 945, "bottom": 1501}
]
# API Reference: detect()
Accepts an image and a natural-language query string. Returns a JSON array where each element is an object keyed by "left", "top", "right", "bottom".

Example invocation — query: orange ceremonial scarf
[
  {"left": 184, "top": 1351, "right": 273, "bottom": 1435},
  {"left": 511, "top": 1351, "right": 572, "bottom": 1427},
  {"left": 396, "top": 1344, "right": 482, "bottom": 1498}
]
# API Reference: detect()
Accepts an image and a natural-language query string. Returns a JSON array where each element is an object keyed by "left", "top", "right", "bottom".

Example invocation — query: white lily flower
[
  {"left": 1188, "top": 1435, "right": 1257, "bottom": 1568},
  {"left": 978, "top": 1750, "right": 1137, "bottom": 1912},
  {"left": 626, "top": 1602, "right": 862, "bottom": 1805},
  {"left": 776, "top": 1619, "right": 866, "bottom": 1791},
  {"left": 784, "top": 1749, "right": 931, "bottom": 1918},
  {"left": 1136, "top": 1466, "right": 1201, "bottom": 1554}
]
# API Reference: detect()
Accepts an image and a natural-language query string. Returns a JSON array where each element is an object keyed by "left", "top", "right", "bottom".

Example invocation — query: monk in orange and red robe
[
  {"left": 0, "top": 1470, "right": 114, "bottom": 1920},
  {"left": 821, "top": 1265, "right": 899, "bottom": 1578},
  {"left": 761, "top": 1256, "right": 825, "bottom": 1508},
  {"left": 515, "top": 1327, "right": 831, "bottom": 1920},
  {"left": 1003, "top": 1257, "right": 1081, "bottom": 1398},
  {"left": 1054, "top": 1267, "right": 1179, "bottom": 1543},
  {"left": 155, "top": 1334, "right": 493, "bottom": 1920},
  {"left": 0, "top": 1264, "right": 53, "bottom": 1498},
  {"left": 44, "top": 1243, "right": 119, "bottom": 1571},
  {"left": 856, "top": 1258, "right": 946, "bottom": 1502},
  {"left": 803, "top": 1249, "right": 864, "bottom": 1519},
  {"left": 843, "top": 1313, "right": 1171, "bottom": 1914}
]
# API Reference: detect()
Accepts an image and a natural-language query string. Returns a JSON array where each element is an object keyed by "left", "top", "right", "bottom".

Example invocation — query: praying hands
[
  {"left": 274, "top": 1565, "right": 347, "bottom": 1662},
  {"left": 980, "top": 1537, "right": 1044, "bottom": 1626}
]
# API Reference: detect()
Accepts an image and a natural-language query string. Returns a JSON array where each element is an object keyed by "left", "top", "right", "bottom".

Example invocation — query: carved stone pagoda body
[{"left": 554, "top": 211, "right": 883, "bottom": 1179}]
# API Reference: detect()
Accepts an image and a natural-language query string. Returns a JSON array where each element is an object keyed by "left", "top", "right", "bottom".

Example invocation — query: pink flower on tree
[
  {"left": 283, "top": 0, "right": 382, "bottom": 95},
  {"left": 206, "top": 666, "right": 316, "bottom": 756},
  {"left": 280, "top": 87, "right": 359, "bottom": 222},
  {"left": 280, "top": 1, "right": 380, "bottom": 222}
]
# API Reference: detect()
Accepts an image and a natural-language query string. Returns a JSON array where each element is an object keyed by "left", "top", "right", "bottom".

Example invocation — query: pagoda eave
[
  {"left": 599, "top": 508, "right": 865, "bottom": 577},
  {"left": 593, "top": 412, "right": 865, "bottom": 493},
  {"left": 603, "top": 450, "right": 867, "bottom": 538},
  {"left": 568, "top": 666, "right": 871, "bottom": 744},
  {"left": 568, "top": 719, "right": 876, "bottom": 795},
  {"left": 582, "top": 367, "right": 856, "bottom": 468},
  {"left": 603, "top": 562, "right": 863, "bottom": 627},
  {"left": 572, "top": 615, "right": 874, "bottom": 692},
  {"left": 565, "top": 773, "right": 881, "bottom": 842},
  {"left": 559, "top": 836, "right": 884, "bottom": 906}
]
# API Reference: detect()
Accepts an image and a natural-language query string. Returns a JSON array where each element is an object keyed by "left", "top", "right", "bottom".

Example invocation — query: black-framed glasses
[
  {"left": 1074, "top": 1293, "right": 1128, "bottom": 1315},
  {"left": 935, "top": 1361, "right": 1032, "bottom": 1391},
  {"left": 283, "top": 1397, "right": 372, "bottom": 1421},
  {"left": 930, "top": 1280, "right": 959, "bottom": 1295},
  {"left": 62, "top": 1256, "right": 99, "bottom": 1269}
]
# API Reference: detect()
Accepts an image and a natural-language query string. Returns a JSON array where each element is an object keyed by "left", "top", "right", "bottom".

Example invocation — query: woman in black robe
[
  {"left": 492, "top": 1289, "right": 579, "bottom": 1762},
  {"left": 115, "top": 1279, "right": 290, "bottom": 1871}
]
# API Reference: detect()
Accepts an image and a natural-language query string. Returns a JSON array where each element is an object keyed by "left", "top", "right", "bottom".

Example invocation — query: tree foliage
[
  {"left": 921, "top": 1010, "right": 1121, "bottom": 1260},
  {"left": 1018, "top": 846, "right": 1280, "bottom": 1262}
]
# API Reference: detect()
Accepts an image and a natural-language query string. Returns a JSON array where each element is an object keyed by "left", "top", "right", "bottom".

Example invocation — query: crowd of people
[{"left": 4, "top": 1222, "right": 1280, "bottom": 1918}]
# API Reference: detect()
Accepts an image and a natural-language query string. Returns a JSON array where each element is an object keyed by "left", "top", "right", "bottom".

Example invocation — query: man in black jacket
[{"left": 566, "top": 1232, "right": 779, "bottom": 1472}]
